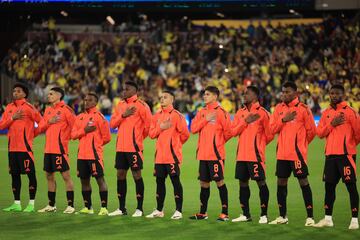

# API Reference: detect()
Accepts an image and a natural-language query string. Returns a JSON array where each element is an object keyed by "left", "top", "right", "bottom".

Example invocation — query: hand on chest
[
  {"left": 47, "top": 109, "right": 62, "bottom": 119},
  {"left": 281, "top": 108, "right": 304, "bottom": 124},
  {"left": 158, "top": 113, "right": 174, "bottom": 130},
  {"left": 241, "top": 111, "right": 261, "bottom": 125},
  {"left": 80, "top": 114, "right": 98, "bottom": 127}
]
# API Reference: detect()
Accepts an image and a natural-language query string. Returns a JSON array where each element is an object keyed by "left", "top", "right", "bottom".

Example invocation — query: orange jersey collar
[
  {"left": 285, "top": 97, "right": 300, "bottom": 107},
  {"left": 13, "top": 98, "right": 26, "bottom": 106},
  {"left": 206, "top": 101, "right": 219, "bottom": 110},
  {"left": 86, "top": 106, "right": 97, "bottom": 114},
  {"left": 246, "top": 101, "right": 260, "bottom": 111},
  {"left": 335, "top": 101, "right": 348, "bottom": 110},
  {"left": 125, "top": 95, "right": 138, "bottom": 103},
  {"left": 52, "top": 100, "right": 65, "bottom": 109},
  {"left": 161, "top": 105, "right": 174, "bottom": 113}
]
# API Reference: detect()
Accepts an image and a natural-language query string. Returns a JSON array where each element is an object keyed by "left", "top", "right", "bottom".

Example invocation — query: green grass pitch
[{"left": 0, "top": 135, "right": 359, "bottom": 240}]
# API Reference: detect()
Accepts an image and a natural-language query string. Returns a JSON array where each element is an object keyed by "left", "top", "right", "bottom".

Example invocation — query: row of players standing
[{"left": 0, "top": 81, "right": 359, "bottom": 229}]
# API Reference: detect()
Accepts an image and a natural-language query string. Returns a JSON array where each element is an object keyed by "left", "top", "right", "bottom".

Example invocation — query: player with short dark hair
[
  {"left": 189, "top": 86, "right": 232, "bottom": 221},
  {"left": 231, "top": 86, "right": 274, "bottom": 224},
  {"left": 1, "top": 83, "right": 42, "bottom": 213},
  {"left": 315, "top": 84, "right": 360, "bottom": 230},
  {"left": 147, "top": 91, "right": 189, "bottom": 219},
  {"left": 269, "top": 82, "right": 316, "bottom": 226},
  {"left": 36, "top": 87, "right": 76, "bottom": 214},
  {"left": 71, "top": 93, "right": 111, "bottom": 215},
  {"left": 109, "top": 81, "right": 152, "bottom": 217}
]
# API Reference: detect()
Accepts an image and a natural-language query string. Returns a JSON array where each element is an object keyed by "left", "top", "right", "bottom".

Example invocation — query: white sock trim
[{"left": 325, "top": 215, "right": 332, "bottom": 221}]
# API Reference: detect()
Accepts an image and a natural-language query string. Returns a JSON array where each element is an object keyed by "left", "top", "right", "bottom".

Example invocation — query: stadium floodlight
[
  {"left": 138, "top": 13, "right": 147, "bottom": 20},
  {"left": 106, "top": 16, "right": 115, "bottom": 25},
  {"left": 289, "top": 9, "right": 295, "bottom": 14},
  {"left": 216, "top": 12, "right": 225, "bottom": 18},
  {"left": 322, "top": 3, "right": 329, "bottom": 8},
  {"left": 60, "top": 11, "right": 68, "bottom": 17},
  {"left": 219, "top": 44, "right": 223, "bottom": 49},
  {"left": 224, "top": 68, "right": 229, "bottom": 73}
]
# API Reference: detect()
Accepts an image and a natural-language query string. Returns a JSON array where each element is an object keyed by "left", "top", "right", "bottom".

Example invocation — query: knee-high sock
[
  {"left": 346, "top": 182, "right": 359, "bottom": 218},
  {"left": 117, "top": 179, "right": 127, "bottom": 211},
  {"left": 240, "top": 186, "right": 250, "bottom": 217},
  {"left": 135, "top": 178, "right": 144, "bottom": 211},
  {"left": 27, "top": 172, "right": 37, "bottom": 200},
  {"left": 156, "top": 177, "right": 166, "bottom": 211},
  {"left": 324, "top": 182, "right": 336, "bottom": 216},
  {"left": 170, "top": 176, "right": 183, "bottom": 212},
  {"left": 200, "top": 187, "right": 210, "bottom": 214},
  {"left": 277, "top": 185, "right": 287, "bottom": 217},
  {"left": 259, "top": 184, "right": 269, "bottom": 216},
  {"left": 11, "top": 173, "right": 21, "bottom": 201},
  {"left": 301, "top": 184, "right": 313, "bottom": 218}
]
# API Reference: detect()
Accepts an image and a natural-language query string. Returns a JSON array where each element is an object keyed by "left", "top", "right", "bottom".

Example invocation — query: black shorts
[
  {"left": 323, "top": 155, "right": 357, "bottom": 183},
  {"left": 44, "top": 153, "right": 70, "bottom": 173},
  {"left": 276, "top": 159, "right": 309, "bottom": 178},
  {"left": 77, "top": 160, "right": 104, "bottom": 179},
  {"left": 115, "top": 152, "right": 143, "bottom": 171},
  {"left": 8, "top": 152, "right": 35, "bottom": 174},
  {"left": 154, "top": 163, "right": 180, "bottom": 178},
  {"left": 198, "top": 160, "right": 224, "bottom": 182},
  {"left": 235, "top": 161, "right": 266, "bottom": 181}
]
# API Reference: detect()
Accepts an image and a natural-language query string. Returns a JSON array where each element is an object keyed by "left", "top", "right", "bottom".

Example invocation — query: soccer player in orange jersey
[
  {"left": 231, "top": 86, "right": 274, "bottom": 224},
  {"left": 0, "top": 83, "right": 42, "bottom": 213},
  {"left": 315, "top": 84, "right": 360, "bottom": 230},
  {"left": 269, "top": 82, "right": 316, "bottom": 226},
  {"left": 109, "top": 81, "right": 152, "bottom": 217},
  {"left": 36, "top": 87, "right": 76, "bottom": 214},
  {"left": 189, "top": 86, "right": 232, "bottom": 221},
  {"left": 147, "top": 90, "right": 189, "bottom": 219},
  {"left": 71, "top": 93, "right": 111, "bottom": 215}
]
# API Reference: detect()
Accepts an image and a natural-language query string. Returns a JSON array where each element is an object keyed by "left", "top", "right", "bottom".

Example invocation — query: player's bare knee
[
  {"left": 215, "top": 180, "right": 224, "bottom": 187},
  {"left": 256, "top": 180, "right": 266, "bottom": 187},
  {"left": 61, "top": 171, "right": 71, "bottom": 181},
  {"left": 240, "top": 180, "right": 249, "bottom": 187},
  {"left": 132, "top": 170, "right": 142, "bottom": 180},
  {"left": 298, "top": 177, "right": 309, "bottom": 186},
  {"left": 80, "top": 178, "right": 91, "bottom": 190},
  {"left": 277, "top": 178, "right": 288, "bottom": 186},
  {"left": 117, "top": 170, "right": 127, "bottom": 180},
  {"left": 200, "top": 181, "right": 210, "bottom": 188},
  {"left": 96, "top": 177, "right": 108, "bottom": 191},
  {"left": 46, "top": 172, "right": 55, "bottom": 181}
]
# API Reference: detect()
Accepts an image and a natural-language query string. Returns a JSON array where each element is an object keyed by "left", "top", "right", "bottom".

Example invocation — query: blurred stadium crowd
[{"left": 1, "top": 16, "right": 360, "bottom": 116}]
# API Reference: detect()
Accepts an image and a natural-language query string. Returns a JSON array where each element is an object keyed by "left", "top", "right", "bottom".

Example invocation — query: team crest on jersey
[
  {"left": 280, "top": 112, "right": 283, "bottom": 115},
  {"left": 57, "top": 111, "right": 61, "bottom": 115},
  {"left": 80, "top": 117, "right": 83, "bottom": 120}
]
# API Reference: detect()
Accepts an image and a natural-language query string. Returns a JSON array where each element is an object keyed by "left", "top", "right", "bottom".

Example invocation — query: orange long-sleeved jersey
[
  {"left": 110, "top": 95, "right": 152, "bottom": 152},
  {"left": 71, "top": 107, "right": 111, "bottom": 164},
  {"left": 191, "top": 102, "right": 232, "bottom": 161},
  {"left": 0, "top": 99, "right": 42, "bottom": 158},
  {"left": 232, "top": 102, "right": 274, "bottom": 163},
  {"left": 149, "top": 105, "right": 190, "bottom": 164},
  {"left": 317, "top": 101, "right": 360, "bottom": 155},
  {"left": 36, "top": 101, "right": 75, "bottom": 156},
  {"left": 270, "top": 98, "right": 316, "bottom": 162}
]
